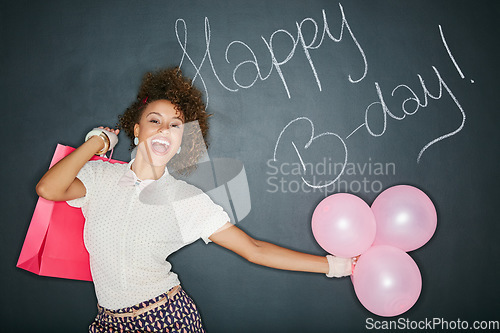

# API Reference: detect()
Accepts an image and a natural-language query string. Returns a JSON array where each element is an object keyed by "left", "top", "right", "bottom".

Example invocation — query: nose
[{"left": 158, "top": 125, "right": 170, "bottom": 134}]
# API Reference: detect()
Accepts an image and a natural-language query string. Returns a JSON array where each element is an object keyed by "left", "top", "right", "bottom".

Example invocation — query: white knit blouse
[{"left": 67, "top": 160, "right": 229, "bottom": 310}]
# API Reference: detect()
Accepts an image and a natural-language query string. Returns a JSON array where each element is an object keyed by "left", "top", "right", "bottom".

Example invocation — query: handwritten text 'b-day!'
[{"left": 176, "top": 3, "right": 467, "bottom": 188}]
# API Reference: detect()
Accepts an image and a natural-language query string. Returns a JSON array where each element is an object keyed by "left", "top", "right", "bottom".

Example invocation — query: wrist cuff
[
  {"left": 326, "top": 255, "right": 352, "bottom": 278},
  {"left": 85, "top": 128, "right": 118, "bottom": 155}
]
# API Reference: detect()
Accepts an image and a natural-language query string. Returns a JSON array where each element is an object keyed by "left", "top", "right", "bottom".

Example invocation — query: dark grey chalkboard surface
[{"left": 2, "top": 0, "right": 499, "bottom": 332}]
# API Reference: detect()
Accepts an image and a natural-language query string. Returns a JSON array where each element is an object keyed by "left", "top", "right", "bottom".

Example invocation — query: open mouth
[{"left": 151, "top": 138, "right": 170, "bottom": 155}]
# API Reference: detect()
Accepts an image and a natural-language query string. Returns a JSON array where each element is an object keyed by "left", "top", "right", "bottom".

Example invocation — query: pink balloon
[
  {"left": 352, "top": 245, "right": 422, "bottom": 317},
  {"left": 312, "top": 193, "right": 376, "bottom": 258},
  {"left": 372, "top": 185, "right": 437, "bottom": 252}
]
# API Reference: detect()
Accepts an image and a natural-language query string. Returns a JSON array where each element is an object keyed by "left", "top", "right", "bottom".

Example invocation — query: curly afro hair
[{"left": 118, "top": 67, "right": 210, "bottom": 175}]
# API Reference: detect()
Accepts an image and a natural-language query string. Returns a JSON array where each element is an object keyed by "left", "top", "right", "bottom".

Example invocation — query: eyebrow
[{"left": 146, "top": 112, "right": 184, "bottom": 122}]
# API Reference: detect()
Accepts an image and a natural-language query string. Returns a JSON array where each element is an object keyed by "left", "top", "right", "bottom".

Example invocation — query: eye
[
  {"left": 149, "top": 119, "right": 160, "bottom": 124},
  {"left": 170, "top": 122, "right": 183, "bottom": 128}
]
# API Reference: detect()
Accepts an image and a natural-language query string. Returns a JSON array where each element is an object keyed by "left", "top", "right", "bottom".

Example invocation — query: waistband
[{"left": 97, "top": 285, "right": 181, "bottom": 318}]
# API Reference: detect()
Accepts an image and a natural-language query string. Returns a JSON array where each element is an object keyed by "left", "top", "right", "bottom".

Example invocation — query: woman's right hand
[
  {"left": 98, "top": 126, "right": 120, "bottom": 135},
  {"left": 36, "top": 126, "right": 118, "bottom": 201},
  {"left": 87, "top": 127, "right": 120, "bottom": 154},
  {"left": 98, "top": 126, "right": 119, "bottom": 153}
]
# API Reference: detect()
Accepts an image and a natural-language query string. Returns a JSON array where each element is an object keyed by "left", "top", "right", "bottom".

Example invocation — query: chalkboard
[{"left": 3, "top": 0, "right": 499, "bottom": 331}]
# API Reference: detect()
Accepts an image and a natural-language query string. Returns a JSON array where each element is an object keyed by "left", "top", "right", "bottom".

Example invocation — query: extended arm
[{"left": 209, "top": 223, "right": 351, "bottom": 277}]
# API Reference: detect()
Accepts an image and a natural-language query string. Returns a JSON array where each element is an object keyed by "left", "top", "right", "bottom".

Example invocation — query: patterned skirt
[{"left": 89, "top": 286, "right": 205, "bottom": 332}]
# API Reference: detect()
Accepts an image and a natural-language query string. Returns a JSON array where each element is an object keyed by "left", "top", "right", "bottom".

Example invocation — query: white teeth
[{"left": 152, "top": 139, "right": 170, "bottom": 146}]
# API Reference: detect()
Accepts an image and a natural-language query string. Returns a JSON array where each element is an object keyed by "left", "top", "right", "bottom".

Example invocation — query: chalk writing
[
  {"left": 439, "top": 25, "right": 465, "bottom": 79},
  {"left": 273, "top": 117, "right": 347, "bottom": 189},
  {"left": 176, "top": 3, "right": 367, "bottom": 101},
  {"left": 439, "top": 24, "right": 474, "bottom": 84},
  {"left": 273, "top": 24, "right": 466, "bottom": 188},
  {"left": 176, "top": 17, "right": 238, "bottom": 108},
  {"left": 175, "top": 4, "right": 467, "bottom": 189},
  {"left": 347, "top": 65, "right": 466, "bottom": 163}
]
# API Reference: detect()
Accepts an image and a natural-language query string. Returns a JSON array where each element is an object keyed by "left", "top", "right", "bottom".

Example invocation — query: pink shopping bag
[{"left": 16, "top": 144, "right": 126, "bottom": 281}]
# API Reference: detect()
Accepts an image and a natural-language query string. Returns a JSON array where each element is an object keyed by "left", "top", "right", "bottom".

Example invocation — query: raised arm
[
  {"left": 209, "top": 223, "right": 352, "bottom": 277},
  {"left": 36, "top": 127, "right": 118, "bottom": 202}
]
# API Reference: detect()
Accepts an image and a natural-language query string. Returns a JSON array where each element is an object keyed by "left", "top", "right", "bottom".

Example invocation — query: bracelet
[{"left": 85, "top": 129, "right": 110, "bottom": 155}]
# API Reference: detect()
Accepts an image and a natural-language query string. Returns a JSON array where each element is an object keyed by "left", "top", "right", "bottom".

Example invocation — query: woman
[{"left": 36, "top": 67, "right": 354, "bottom": 332}]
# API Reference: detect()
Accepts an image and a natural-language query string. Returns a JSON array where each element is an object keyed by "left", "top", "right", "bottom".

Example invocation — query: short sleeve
[
  {"left": 173, "top": 184, "right": 230, "bottom": 244},
  {"left": 66, "top": 160, "right": 101, "bottom": 208},
  {"left": 197, "top": 196, "right": 231, "bottom": 244}
]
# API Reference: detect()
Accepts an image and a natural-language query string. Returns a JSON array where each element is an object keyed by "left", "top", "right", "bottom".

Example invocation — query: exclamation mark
[{"left": 439, "top": 25, "right": 474, "bottom": 83}]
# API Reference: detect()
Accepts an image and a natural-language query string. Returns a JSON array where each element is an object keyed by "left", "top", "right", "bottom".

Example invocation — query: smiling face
[{"left": 134, "top": 99, "right": 184, "bottom": 168}]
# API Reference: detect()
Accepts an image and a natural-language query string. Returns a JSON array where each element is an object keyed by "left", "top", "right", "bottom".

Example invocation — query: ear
[{"left": 134, "top": 123, "right": 139, "bottom": 138}]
